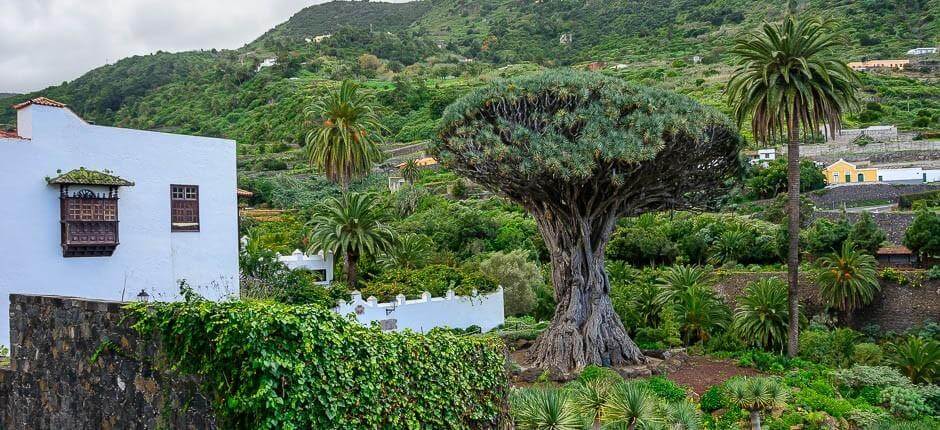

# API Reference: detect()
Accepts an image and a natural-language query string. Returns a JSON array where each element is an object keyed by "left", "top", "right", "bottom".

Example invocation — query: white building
[
  {"left": 337, "top": 288, "right": 505, "bottom": 332},
  {"left": 907, "top": 47, "right": 938, "bottom": 56},
  {"left": 747, "top": 148, "right": 777, "bottom": 165},
  {"left": 878, "top": 167, "right": 940, "bottom": 184},
  {"left": 0, "top": 97, "right": 238, "bottom": 347}
]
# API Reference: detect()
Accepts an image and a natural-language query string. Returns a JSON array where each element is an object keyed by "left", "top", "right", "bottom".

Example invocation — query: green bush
[
  {"left": 577, "top": 365, "right": 622, "bottom": 383},
  {"left": 898, "top": 190, "right": 940, "bottom": 209},
  {"left": 834, "top": 365, "right": 911, "bottom": 390},
  {"left": 794, "top": 386, "right": 855, "bottom": 418},
  {"left": 127, "top": 297, "right": 507, "bottom": 429},
  {"left": 479, "top": 250, "right": 541, "bottom": 317},
  {"left": 644, "top": 376, "right": 687, "bottom": 402},
  {"left": 853, "top": 343, "right": 885, "bottom": 365},
  {"left": 699, "top": 385, "right": 727, "bottom": 412},
  {"left": 882, "top": 386, "right": 931, "bottom": 419},
  {"left": 799, "top": 328, "right": 860, "bottom": 368}
]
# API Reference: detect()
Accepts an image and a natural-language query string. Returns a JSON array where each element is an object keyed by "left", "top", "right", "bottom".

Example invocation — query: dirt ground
[{"left": 665, "top": 355, "right": 762, "bottom": 396}]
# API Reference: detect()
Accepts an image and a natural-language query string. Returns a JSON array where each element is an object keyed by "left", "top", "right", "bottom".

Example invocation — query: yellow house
[{"left": 823, "top": 159, "right": 878, "bottom": 185}]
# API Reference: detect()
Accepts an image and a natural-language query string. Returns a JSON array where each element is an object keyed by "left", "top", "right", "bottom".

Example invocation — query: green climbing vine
[{"left": 126, "top": 293, "right": 508, "bottom": 429}]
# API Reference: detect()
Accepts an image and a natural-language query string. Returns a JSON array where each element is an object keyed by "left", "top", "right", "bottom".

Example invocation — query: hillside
[{"left": 2, "top": 0, "right": 938, "bottom": 171}]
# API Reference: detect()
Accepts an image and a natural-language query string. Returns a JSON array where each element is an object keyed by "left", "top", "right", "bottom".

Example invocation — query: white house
[
  {"left": 0, "top": 97, "right": 239, "bottom": 347},
  {"left": 746, "top": 148, "right": 776, "bottom": 165},
  {"left": 878, "top": 167, "right": 940, "bottom": 184},
  {"left": 278, "top": 249, "right": 334, "bottom": 285},
  {"left": 907, "top": 47, "right": 938, "bottom": 56}
]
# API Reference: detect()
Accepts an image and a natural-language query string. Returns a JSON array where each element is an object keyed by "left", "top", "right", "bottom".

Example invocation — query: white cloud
[{"left": 0, "top": 0, "right": 408, "bottom": 93}]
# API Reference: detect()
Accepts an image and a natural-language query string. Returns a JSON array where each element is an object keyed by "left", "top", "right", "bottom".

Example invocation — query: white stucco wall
[
  {"left": 0, "top": 104, "right": 238, "bottom": 347},
  {"left": 878, "top": 168, "right": 924, "bottom": 182},
  {"left": 278, "top": 249, "right": 334, "bottom": 284},
  {"left": 336, "top": 288, "right": 505, "bottom": 333}
]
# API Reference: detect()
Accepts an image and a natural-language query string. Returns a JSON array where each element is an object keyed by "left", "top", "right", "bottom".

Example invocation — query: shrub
[
  {"left": 882, "top": 386, "right": 931, "bottom": 419},
  {"left": 899, "top": 190, "right": 940, "bottom": 209},
  {"left": 479, "top": 250, "right": 541, "bottom": 316},
  {"left": 645, "top": 376, "right": 687, "bottom": 402},
  {"left": 577, "top": 365, "right": 622, "bottom": 384},
  {"left": 799, "top": 328, "right": 860, "bottom": 368},
  {"left": 848, "top": 212, "right": 887, "bottom": 255},
  {"left": 794, "top": 387, "right": 855, "bottom": 418},
  {"left": 853, "top": 343, "right": 884, "bottom": 365},
  {"left": 128, "top": 297, "right": 507, "bottom": 429},
  {"left": 926, "top": 265, "right": 940, "bottom": 280},
  {"left": 887, "top": 336, "right": 940, "bottom": 384},
  {"left": 700, "top": 385, "right": 727, "bottom": 412},
  {"left": 510, "top": 388, "right": 583, "bottom": 430},
  {"left": 904, "top": 209, "right": 940, "bottom": 258}
]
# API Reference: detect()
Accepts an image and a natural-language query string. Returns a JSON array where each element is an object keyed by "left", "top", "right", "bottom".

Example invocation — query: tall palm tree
[
  {"left": 399, "top": 158, "right": 421, "bottom": 184},
  {"left": 814, "top": 242, "right": 880, "bottom": 321},
  {"left": 305, "top": 80, "right": 387, "bottom": 190},
  {"left": 307, "top": 193, "right": 396, "bottom": 288},
  {"left": 725, "top": 377, "right": 790, "bottom": 430},
  {"left": 728, "top": 16, "right": 859, "bottom": 357}
]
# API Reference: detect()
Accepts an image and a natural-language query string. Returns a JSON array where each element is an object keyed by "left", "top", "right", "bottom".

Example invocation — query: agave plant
[
  {"left": 569, "top": 379, "right": 613, "bottom": 430},
  {"left": 510, "top": 387, "right": 585, "bottom": 430},
  {"left": 733, "top": 277, "right": 793, "bottom": 352},
  {"left": 887, "top": 336, "right": 940, "bottom": 384},
  {"left": 814, "top": 241, "right": 880, "bottom": 314},
  {"left": 725, "top": 377, "right": 790, "bottom": 430},
  {"left": 663, "top": 401, "right": 702, "bottom": 430},
  {"left": 603, "top": 382, "right": 662, "bottom": 430}
]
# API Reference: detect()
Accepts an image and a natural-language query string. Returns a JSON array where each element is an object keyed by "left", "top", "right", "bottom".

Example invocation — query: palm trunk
[
  {"left": 593, "top": 418, "right": 602, "bottom": 430},
  {"left": 786, "top": 118, "right": 801, "bottom": 358},
  {"left": 750, "top": 410, "right": 762, "bottom": 430},
  {"left": 345, "top": 251, "right": 359, "bottom": 289},
  {"left": 529, "top": 208, "right": 645, "bottom": 372}
]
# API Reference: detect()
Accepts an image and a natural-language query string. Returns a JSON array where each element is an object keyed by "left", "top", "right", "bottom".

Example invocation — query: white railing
[
  {"left": 277, "top": 249, "right": 334, "bottom": 285},
  {"left": 336, "top": 287, "right": 505, "bottom": 333}
]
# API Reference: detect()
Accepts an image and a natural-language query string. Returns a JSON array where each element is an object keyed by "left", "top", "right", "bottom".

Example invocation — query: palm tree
[
  {"left": 307, "top": 193, "right": 396, "bottom": 288},
  {"left": 399, "top": 158, "right": 421, "bottom": 184},
  {"left": 603, "top": 382, "right": 661, "bottom": 430},
  {"left": 378, "top": 233, "right": 432, "bottom": 270},
  {"left": 887, "top": 336, "right": 940, "bottom": 384},
  {"left": 728, "top": 16, "right": 860, "bottom": 357},
  {"left": 569, "top": 379, "right": 612, "bottom": 430},
  {"left": 725, "top": 377, "right": 790, "bottom": 430},
  {"left": 305, "top": 80, "right": 387, "bottom": 190},
  {"left": 733, "top": 277, "right": 793, "bottom": 352},
  {"left": 813, "top": 241, "right": 879, "bottom": 320},
  {"left": 656, "top": 265, "right": 715, "bottom": 302},
  {"left": 510, "top": 388, "right": 585, "bottom": 430},
  {"left": 671, "top": 285, "right": 730, "bottom": 345}
]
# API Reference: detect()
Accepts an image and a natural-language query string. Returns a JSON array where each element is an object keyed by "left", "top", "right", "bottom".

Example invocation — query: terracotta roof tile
[
  {"left": 12, "top": 97, "right": 67, "bottom": 110},
  {"left": 876, "top": 246, "right": 912, "bottom": 255},
  {"left": 0, "top": 130, "right": 21, "bottom": 139},
  {"left": 236, "top": 188, "right": 254, "bottom": 197}
]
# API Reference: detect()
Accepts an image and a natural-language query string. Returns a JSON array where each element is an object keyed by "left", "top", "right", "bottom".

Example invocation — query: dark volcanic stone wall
[
  {"left": 0, "top": 294, "right": 214, "bottom": 429},
  {"left": 714, "top": 272, "right": 940, "bottom": 332}
]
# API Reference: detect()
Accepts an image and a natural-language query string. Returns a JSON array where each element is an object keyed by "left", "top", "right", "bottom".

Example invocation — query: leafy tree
[
  {"left": 746, "top": 158, "right": 826, "bottom": 199},
  {"left": 607, "top": 226, "right": 678, "bottom": 266},
  {"left": 725, "top": 377, "right": 790, "bottom": 430},
  {"left": 848, "top": 211, "right": 886, "bottom": 255},
  {"left": 904, "top": 209, "right": 940, "bottom": 259},
  {"left": 307, "top": 192, "right": 396, "bottom": 288},
  {"left": 814, "top": 242, "right": 880, "bottom": 316},
  {"left": 733, "top": 277, "right": 793, "bottom": 352},
  {"left": 399, "top": 158, "right": 421, "bottom": 184},
  {"left": 434, "top": 70, "right": 742, "bottom": 371},
  {"left": 305, "top": 80, "right": 386, "bottom": 190},
  {"left": 479, "top": 250, "right": 542, "bottom": 317},
  {"left": 803, "top": 216, "right": 852, "bottom": 258},
  {"left": 728, "top": 16, "right": 860, "bottom": 357},
  {"left": 602, "top": 382, "right": 661, "bottom": 430}
]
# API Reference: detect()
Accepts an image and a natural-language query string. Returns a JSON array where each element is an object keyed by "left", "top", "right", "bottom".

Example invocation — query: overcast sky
[{"left": 0, "top": 0, "right": 408, "bottom": 93}]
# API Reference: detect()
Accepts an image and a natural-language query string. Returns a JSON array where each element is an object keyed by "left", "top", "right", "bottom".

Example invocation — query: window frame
[{"left": 170, "top": 184, "right": 200, "bottom": 232}]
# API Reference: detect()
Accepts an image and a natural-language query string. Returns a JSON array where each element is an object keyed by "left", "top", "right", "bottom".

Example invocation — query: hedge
[
  {"left": 128, "top": 296, "right": 508, "bottom": 429},
  {"left": 898, "top": 190, "right": 940, "bottom": 209}
]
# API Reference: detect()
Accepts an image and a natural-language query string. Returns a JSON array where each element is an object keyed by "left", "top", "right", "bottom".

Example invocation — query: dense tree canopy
[{"left": 433, "top": 70, "right": 743, "bottom": 371}]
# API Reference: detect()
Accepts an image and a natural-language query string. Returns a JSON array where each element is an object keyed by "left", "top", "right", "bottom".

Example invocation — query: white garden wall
[
  {"left": 337, "top": 288, "right": 505, "bottom": 332},
  {"left": 277, "top": 249, "right": 334, "bottom": 284},
  {"left": 0, "top": 101, "right": 238, "bottom": 347}
]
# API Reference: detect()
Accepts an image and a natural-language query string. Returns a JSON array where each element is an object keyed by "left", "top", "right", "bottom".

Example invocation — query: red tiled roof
[
  {"left": 0, "top": 130, "right": 19, "bottom": 139},
  {"left": 236, "top": 188, "right": 254, "bottom": 197},
  {"left": 876, "top": 246, "right": 912, "bottom": 255},
  {"left": 12, "top": 97, "right": 67, "bottom": 110}
]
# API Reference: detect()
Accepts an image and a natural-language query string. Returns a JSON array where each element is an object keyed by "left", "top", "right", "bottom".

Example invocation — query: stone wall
[
  {"left": 812, "top": 211, "right": 914, "bottom": 244},
  {"left": 808, "top": 183, "right": 940, "bottom": 209},
  {"left": 714, "top": 271, "right": 940, "bottom": 332},
  {"left": 0, "top": 294, "right": 215, "bottom": 429}
]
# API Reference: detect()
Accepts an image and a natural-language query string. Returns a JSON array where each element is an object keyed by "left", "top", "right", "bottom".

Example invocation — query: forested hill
[{"left": 2, "top": 0, "right": 938, "bottom": 139}]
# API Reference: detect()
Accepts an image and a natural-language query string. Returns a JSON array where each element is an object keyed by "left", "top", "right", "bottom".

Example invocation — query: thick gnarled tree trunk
[{"left": 528, "top": 208, "right": 646, "bottom": 372}]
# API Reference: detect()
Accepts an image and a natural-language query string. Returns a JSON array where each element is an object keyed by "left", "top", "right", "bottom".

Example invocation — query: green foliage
[
  {"left": 733, "top": 277, "right": 793, "bottom": 352},
  {"left": 576, "top": 365, "right": 622, "bottom": 384},
  {"left": 603, "top": 381, "right": 661, "bottom": 430},
  {"left": 814, "top": 242, "right": 880, "bottom": 313},
  {"left": 127, "top": 295, "right": 507, "bottom": 429},
  {"left": 899, "top": 191, "right": 940, "bottom": 210},
  {"left": 799, "top": 328, "right": 861, "bottom": 368},
  {"left": 669, "top": 285, "right": 731, "bottom": 345},
  {"left": 904, "top": 209, "right": 940, "bottom": 258},
  {"left": 887, "top": 336, "right": 940, "bottom": 384},
  {"left": 849, "top": 212, "right": 887, "bottom": 255},
  {"left": 803, "top": 216, "right": 853, "bottom": 258},
  {"left": 362, "top": 264, "right": 499, "bottom": 301},
  {"left": 645, "top": 376, "right": 687, "bottom": 402},
  {"left": 510, "top": 388, "right": 584, "bottom": 430},
  {"left": 700, "top": 385, "right": 727, "bottom": 413},
  {"left": 745, "top": 158, "right": 827, "bottom": 199},
  {"left": 378, "top": 233, "right": 433, "bottom": 270},
  {"left": 853, "top": 343, "right": 885, "bottom": 366},
  {"left": 479, "top": 250, "right": 542, "bottom": 317},
  {"left": 882, "top": 386, "right": 932, "bottom": 420}
]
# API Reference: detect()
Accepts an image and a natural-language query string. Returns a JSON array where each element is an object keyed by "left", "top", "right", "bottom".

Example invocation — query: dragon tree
[{"left": 432, "top": 70, "right": 743, "bottom": 372}]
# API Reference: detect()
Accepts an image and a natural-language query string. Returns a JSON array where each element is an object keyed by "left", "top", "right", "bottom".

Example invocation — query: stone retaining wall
[
  {"left": 808, "top": 183, "right": 940, "bottom": 209},
  {"left": 714, "top": 271, "right": 940, "bottom": 332},
  {"left": 0, "top": 294, "right": 214, "bottom": 429}
]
